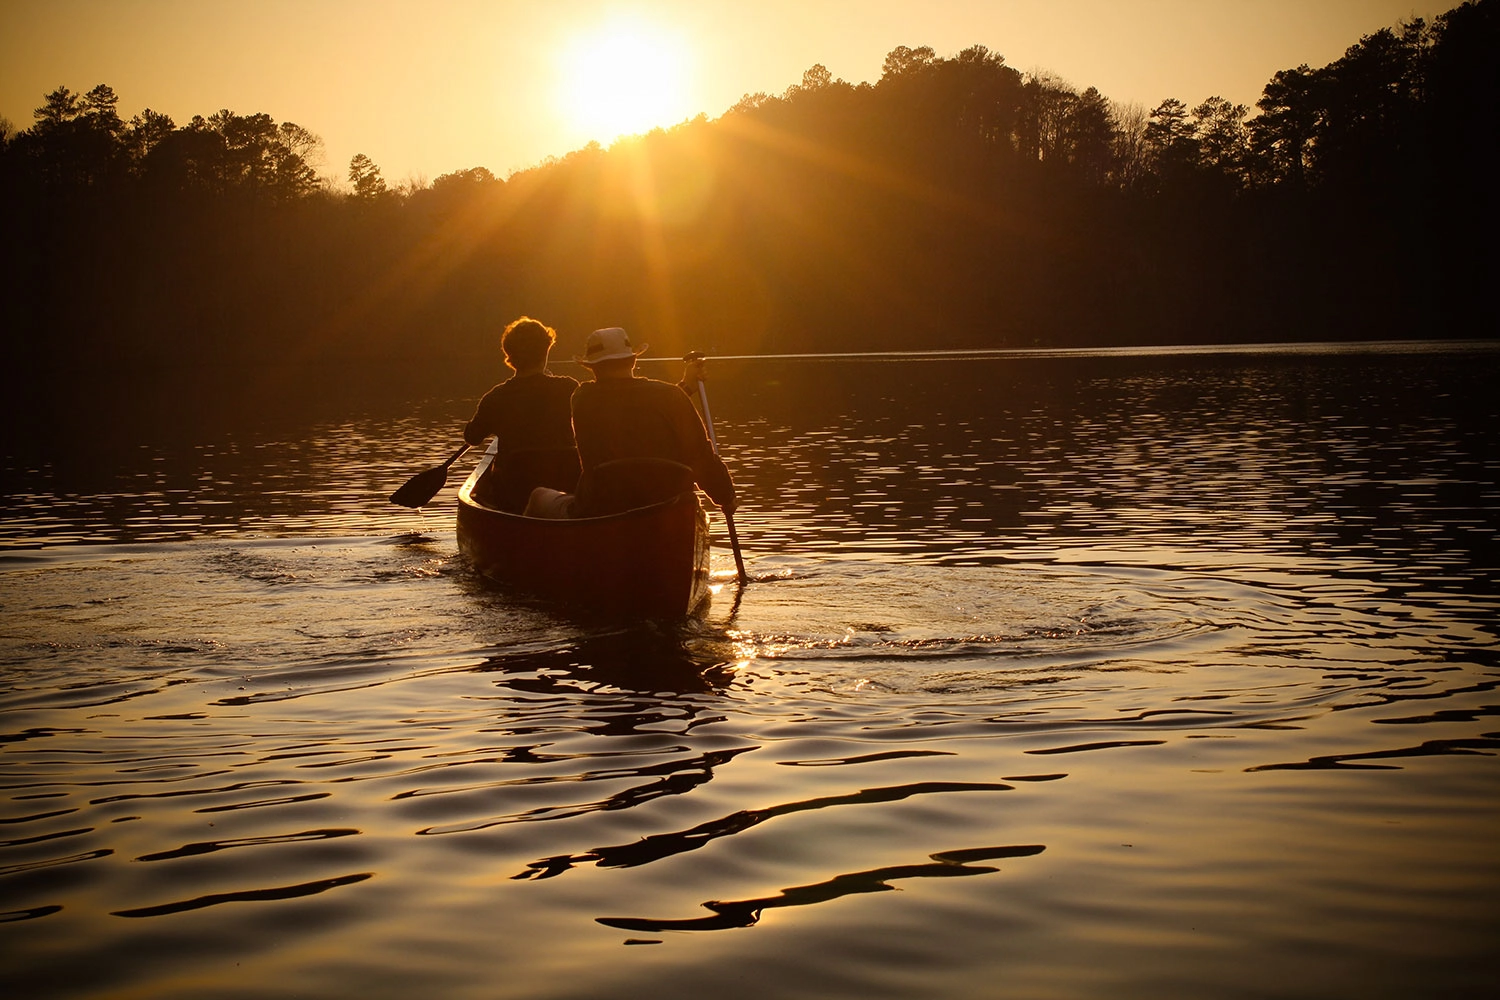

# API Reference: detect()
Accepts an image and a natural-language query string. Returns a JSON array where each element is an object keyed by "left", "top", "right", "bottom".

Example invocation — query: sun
[{"left": 558, "top": 21, "right": 693, "bottom": 144}]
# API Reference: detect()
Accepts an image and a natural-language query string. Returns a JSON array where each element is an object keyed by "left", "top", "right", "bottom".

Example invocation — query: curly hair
[{"left": 501, "top": 316, "right": 557, "bottom": 370}]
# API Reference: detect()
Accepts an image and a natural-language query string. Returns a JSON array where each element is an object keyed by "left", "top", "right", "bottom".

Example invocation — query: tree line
[{"left": 3, "top": 0, "right": 1494, "bottom": 385}]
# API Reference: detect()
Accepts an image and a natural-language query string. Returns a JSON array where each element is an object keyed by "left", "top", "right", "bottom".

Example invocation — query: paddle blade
[{"left": 389, "top": 465, "right": 450, "bottom": 508}]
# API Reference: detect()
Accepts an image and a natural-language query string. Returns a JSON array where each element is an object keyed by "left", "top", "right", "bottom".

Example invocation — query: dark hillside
[{"left": 3, "top": 2, "right": 1495, "bottom": 387}]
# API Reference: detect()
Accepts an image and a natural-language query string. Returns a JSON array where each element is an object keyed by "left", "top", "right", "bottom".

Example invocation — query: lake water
[{"left": 3, "top": 343, "right": 1497, "bottom": 999}]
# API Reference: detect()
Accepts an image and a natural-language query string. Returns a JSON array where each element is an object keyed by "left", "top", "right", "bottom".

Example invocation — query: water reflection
[
  {"left": 412, "top": 746, "right": 758, "bottom": 836},
  {"left": 1246, "top": 734, "right": 1500, "bottom": 772},
  {"left": 472, "top": 622, "right": 743, "bottom": 695},
  {"left": 514, "top": 780, "right": 1016, "bottom": 879},
  {"left": 5, "top": 346, "right": 1497, "bottom": 578},
  {"left": 111, "top": 871, "right": 373, "bottom": 918},
  {"left": 598, "top": 844, "right": 1046, "bottom": 932},
  {"left": 135, "top": 827, "right": 361, "bottom": 862},
  {"left": 1, "top": 345, "right": 1496, "bottom": 999}
]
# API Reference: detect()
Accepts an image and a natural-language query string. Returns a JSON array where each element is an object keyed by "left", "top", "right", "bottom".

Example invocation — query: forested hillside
[{"left": 4, "top": 0, "right": 1495, "bottom": 379}]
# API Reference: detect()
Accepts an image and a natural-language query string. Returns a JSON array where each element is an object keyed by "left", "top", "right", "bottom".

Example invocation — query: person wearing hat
[
  {"left": 524, "top": 327, "right": 736, "bottom": 519},
  {"left": 462, "top": 316, "right": 581, "bottom": 512}
]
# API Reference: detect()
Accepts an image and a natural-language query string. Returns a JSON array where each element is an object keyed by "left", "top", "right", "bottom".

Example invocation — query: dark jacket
[
  {"left": 464, "top": 372, "right": 578, "bottom": 451},
  {"left": 464, "top": 372, "right": 580, "bottom": 512},
  {"left": 570, "top": 375, "right": 736, "bottom": 511}
]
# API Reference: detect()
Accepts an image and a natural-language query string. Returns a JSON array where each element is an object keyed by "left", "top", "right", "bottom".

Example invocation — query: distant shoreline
[{"left": 623, "top": 338, "right": 1500, "bottom": 365}]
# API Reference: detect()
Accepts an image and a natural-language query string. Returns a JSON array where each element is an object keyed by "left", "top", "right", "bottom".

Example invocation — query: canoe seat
[{"left": 574, "top": 458, "right": 695, "bottom": 518}]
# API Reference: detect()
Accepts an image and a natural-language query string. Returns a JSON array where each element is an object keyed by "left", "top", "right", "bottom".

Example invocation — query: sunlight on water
[{"left": 2, "top": 345, "right": 1497, "bottom": 999}]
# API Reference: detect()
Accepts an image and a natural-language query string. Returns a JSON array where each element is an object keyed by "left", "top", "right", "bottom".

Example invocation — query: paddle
[
  {"left": 389, "top": 443, "right": 470, "bottom": 508},
  {"left": 689, "top": 358, "right": 748, "bottom": 586}
]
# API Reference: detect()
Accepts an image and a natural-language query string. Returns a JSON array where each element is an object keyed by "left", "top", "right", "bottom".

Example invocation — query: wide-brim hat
[{"left": 576, "top": 327, "right": 648, "bottom": 365}]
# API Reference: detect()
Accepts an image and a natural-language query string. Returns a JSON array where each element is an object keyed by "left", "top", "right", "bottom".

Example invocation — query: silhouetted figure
[
  {"left": 526, "top": 327, "right": 736, "bottom": 518},
  {"left": 463, "top": 316, "right": 580, "bottom": 512}
]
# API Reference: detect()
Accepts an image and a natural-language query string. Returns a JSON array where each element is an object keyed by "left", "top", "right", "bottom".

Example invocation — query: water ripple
[
  {"left": 1, "top": 349, "right": 1496, "bottom": 998},
  {"left": 111, "top": 871, "right": 373, "bottom": 918},
  {"left": 597, "top": 844, "right": 1047, "bottom": 932},
  {"left": 513, "top": 781, "right": 1016, "bottom": 880}
]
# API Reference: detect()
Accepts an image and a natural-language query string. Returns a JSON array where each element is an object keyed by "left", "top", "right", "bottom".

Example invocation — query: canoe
[{"left": 456, "top": 442, "right": 712, "bottom": 617}]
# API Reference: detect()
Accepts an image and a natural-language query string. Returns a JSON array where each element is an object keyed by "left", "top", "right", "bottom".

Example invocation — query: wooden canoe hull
[{"left": 456, "top": 445, "right": 712, "bottom": 617}]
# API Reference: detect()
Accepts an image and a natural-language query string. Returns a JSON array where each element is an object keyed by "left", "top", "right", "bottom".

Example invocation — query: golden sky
[{"left": 2, "top": 0, "right": 1439, "bottom": 186}]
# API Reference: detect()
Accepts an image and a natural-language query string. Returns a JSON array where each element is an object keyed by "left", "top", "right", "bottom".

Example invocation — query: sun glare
[{"left": 558, "top": 21, "right": 693, "bottom": 144}]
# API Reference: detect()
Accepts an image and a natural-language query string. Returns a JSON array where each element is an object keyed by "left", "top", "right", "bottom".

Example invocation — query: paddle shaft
[{"left": 695, "top": 379, "right": 748, "bottom": 586}]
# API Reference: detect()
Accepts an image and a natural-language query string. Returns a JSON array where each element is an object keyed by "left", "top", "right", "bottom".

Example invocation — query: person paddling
[
  {"left": 462, "top": 316, "right": 581, "bottom": 512},
  {"left": 526, "top": 327, "right": 737, "bottom": 519}
]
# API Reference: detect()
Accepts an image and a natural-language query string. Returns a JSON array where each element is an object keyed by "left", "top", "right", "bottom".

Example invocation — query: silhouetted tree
[
  {"left": 943, "top": 46, "right": 1023, "bottom": 152},
  {"left": 1110, "top": 101, "right": 1151, "bottom": 190},
  {"left": 1426, "top": 0, "right": 1500, "bottom": 191},
  {"left": 1191, "top": 96, "right": 1249, "bottom": 178},
  {"left": 797, "top": 64, "right": 833, "bottom": 93},
  {"left": 1314, "top": 22, "right": 1432, "bottom": 185},
  {"left": 32, "top": 85, "right": 78, "bottom": 128},
  {"left": 193, "top": 111, "right": 320, "bottom": 198},
  {"left": 432, "top": 166, "right": 496, "bottom": 189},
  {"left": 1249, "top": 66, "right": 1321, "bottom": 186},
  {"left": 20, "top": 83, "right": 126, "bottom": 188},
  {"left": 348, "top": 152, "right": 386, "bottom": 199},
  {"left": 123, "top": 108, "right": 175, "bottom": 167},
  {"left": 881, "top": 45, "right": 936, "bottom": 80},
  {"left": 1144, "top": 98, "right": 1198, "bottom": 181},
  {"left": 1068, "top": 86, "right": 1116, "bottom": 182},
  {"left": 1017, "top": 72, "right": 1076, "bottom": 163}
]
